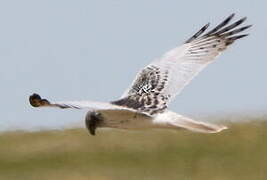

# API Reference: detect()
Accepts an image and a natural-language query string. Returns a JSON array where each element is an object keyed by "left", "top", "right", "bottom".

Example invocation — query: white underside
[{"left": 97, "top": 109, "right": 227, "bottom": 133}]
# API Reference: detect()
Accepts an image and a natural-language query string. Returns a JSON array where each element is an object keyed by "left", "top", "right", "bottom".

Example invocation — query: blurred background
[
  {"left": 1, "top": 0, "right": 267, "bottom": 179},
  {"left": 1, "top": 0, "right": 266, "bottom": 131}
]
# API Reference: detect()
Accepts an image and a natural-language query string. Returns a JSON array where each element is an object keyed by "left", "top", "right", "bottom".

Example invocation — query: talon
[{"left": 29, "top": 93, "right": 50, "bottom": 107}]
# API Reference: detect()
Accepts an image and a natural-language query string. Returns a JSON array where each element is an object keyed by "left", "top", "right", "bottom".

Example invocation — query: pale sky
[{"left": 1, "top": 0, "right": 266, "bottom": 131}]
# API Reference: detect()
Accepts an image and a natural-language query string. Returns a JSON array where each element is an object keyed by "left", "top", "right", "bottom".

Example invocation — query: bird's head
[{"left": 85, "top": 111, "right": 103, "bottom": 136}]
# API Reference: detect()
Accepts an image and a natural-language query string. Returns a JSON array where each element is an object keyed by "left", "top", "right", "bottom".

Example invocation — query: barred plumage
[
  {"left": 29, "top": 14, "right": 251, "bottom": 135},
  {"left": 116, "top": 13, "right": 251, "bottom": 116}
]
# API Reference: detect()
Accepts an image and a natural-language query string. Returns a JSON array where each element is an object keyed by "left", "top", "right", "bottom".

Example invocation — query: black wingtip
[
  {"left": 221, "top": 24, "right": 252, "bottom": 37},
  {"left": 204, "top": 23, "right": 210, "bottom": 28},
  {"left": 225, "top": 13, "right": 236, "bottom": 23},
  {"left": 211, "top": 15, "right": 249, "bottom": 37},
  {"left": 236, "top": 16, "right": 247, "bottom": 25},
  {"left": 29, "top": 93, "right": 50, "bottom": 107},
  {"left": 204, "top": 13, "right": 236, "bottom": 36},
  {"left": 241, "top": 24, "right": 253, "bottom": 31},
  {"left": 185, "top": 23, "right": 210, "bottom": 43},
  {"left": 230, "top": 34, "right": 249, "bottom": 40},
  {"left": 229, "top": 13, "right": 235, "bottom": 19},
  {"left": 225, "top": 34, "right": 249, "bottom": 46},
  {"left": 236, "top": 17, "right": 248, "bottom": 26},
  {"left": 29, "top": 93, "right": 41, "bottom": 107}
]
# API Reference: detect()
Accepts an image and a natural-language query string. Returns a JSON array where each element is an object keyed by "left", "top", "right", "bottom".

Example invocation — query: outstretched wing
[
  {"left": 29, "top": 93, "right": 147, "bottom": 114},
  {"left": 112, "top": 13, "right": 251, "bottom": 115}
]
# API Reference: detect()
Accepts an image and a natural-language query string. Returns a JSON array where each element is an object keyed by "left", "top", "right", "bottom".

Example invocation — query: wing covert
[
  {"left": 114, "top": 14, "right": 251, "bottom": 115},
  {"left": 29, "top": 93, "right": 147, "bottom": 114}
]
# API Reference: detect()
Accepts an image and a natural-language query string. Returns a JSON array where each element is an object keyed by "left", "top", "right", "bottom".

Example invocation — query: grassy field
[{"left": 1, "top": 120, "right": 267, "bottom": 180}]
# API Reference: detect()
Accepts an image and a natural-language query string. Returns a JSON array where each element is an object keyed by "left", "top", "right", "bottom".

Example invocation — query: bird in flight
[{"left": 29, "top": 14, "right": 251, "bottom": 135}]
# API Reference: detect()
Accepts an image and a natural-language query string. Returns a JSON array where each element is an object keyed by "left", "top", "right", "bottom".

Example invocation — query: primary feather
[
  {"left": 114, "top": 13, "right": 251, "bottom": 115},
  {"left": 29, "top": 14, "right": 251, "bottom": 135}
]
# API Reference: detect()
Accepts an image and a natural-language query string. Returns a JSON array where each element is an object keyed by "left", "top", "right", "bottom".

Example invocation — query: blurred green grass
[{"left": 1, "top": 121, "right": 267, "bottom": 180}]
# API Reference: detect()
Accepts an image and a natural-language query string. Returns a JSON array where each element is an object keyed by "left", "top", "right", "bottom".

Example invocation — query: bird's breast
[{"left": 98, "top": 109, "right": 153, "bottom": 129}]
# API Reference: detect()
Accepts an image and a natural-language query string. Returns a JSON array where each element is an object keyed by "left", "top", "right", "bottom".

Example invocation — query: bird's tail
[{"left": 153, "top": 111, "right": 227, "bottom": 133}]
